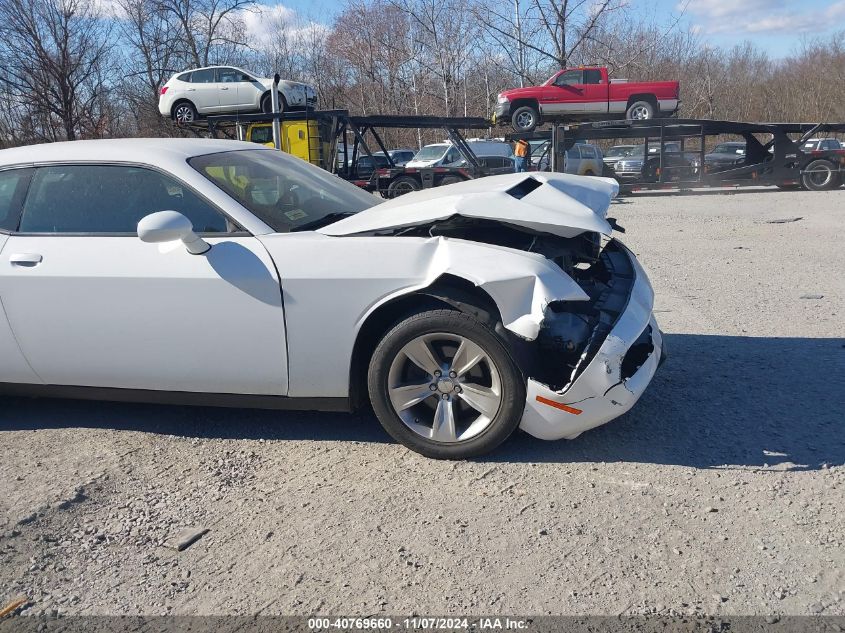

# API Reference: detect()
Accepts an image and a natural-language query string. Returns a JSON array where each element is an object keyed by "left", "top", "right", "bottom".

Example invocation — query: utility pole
[{"left": 514, "top": 0, "right": 525, "bottom": 87}]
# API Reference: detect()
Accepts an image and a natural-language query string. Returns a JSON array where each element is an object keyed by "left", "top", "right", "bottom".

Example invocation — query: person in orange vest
[{"left": 514, "top": 138, "right": 530, "bottom": 172}]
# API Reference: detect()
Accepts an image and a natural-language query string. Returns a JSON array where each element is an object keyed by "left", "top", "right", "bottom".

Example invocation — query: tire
[
  {"left": 626, "top": 100, "right": 655, "bottom": 120},
  {"left": 171, "top": 101, "right": 197, "bottom": 124},
  {"left": 438, "top": 176, "right": 463, "bottom": 187},
  {"left": 368, "top": 309, "right": 526, "bottom": 459},
  {"left": 801, "top": 159, "right": 840, "bottom": 191},
  {"left": 511, "top": 105, "right": 540, "bottom": 133},
  {"left": 387, "top": 175, "right": 421, "bottom": 198},
  {"left": 261, "top": 92, "right": 286, "bottom": 114}
]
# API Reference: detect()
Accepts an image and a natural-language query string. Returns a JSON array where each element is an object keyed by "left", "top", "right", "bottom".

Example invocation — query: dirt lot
[{"left": 1, "top": 187, "right": 843, "bottom": 618}]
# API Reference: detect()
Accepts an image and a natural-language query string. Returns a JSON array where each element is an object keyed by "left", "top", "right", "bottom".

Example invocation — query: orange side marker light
[{"left": 536, "top": 395, "right": 582, "bottom": 415}]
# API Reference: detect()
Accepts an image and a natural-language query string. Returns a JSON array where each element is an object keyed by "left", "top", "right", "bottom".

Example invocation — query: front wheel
[
  {"left": 368, "top": 310, "right": 526, "bottom": 459},
  {"left": 261, "top": 92, "right": 286, "bottom": 114},
  {"left": 511, "top": 105, "right": 540, "bottom": 133}
]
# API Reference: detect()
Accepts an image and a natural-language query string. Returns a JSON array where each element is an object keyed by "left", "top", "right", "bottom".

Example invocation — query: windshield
[
  {"left": 189, "top": 149, "right": 379, "bottom": 232},
  {"left": 606, "top": 146, "right": 635, "bottom": 157},
  {"left": 713, "top": 143, "right": 745, "bottom": 154},
  {"left": 412, "top": 145, "right": 448, "bottom": 161}
]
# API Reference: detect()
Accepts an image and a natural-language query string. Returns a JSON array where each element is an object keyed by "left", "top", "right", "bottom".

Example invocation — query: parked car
[
  {"left": 704, "top": 142, "right": 747, "bottom": 172},
  {"left": 613, "top": 143, "right": 697, "bottom": 183},
  {"left": 533, "top": 142, "right": 604, "bottom": 175},
  {"left": 0, "top": 138, "right": 663, "bottom": 459},
  {"left": 603, "top": 145, "right": 639, "bottom": 171},
  {"left": 158, "top": 66, "right": 317, "bottom": 124},
  {"left": 802, "top": 138, "right": 842, "bottom": 152},
  {"left": 495, "top": 66, "right": 681, "bottom": 132},
  {"left": 377, "top": 149, "right": 416, "bottom": 166},
  {"left": 354, "top": 154, "right": 391, "bottom": 178},
  {"left": 406, "top": 140, "right": 512, "bottom": 168}
]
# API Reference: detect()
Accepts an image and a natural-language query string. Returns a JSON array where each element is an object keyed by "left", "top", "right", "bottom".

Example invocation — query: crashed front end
[{"left": 520, "top": 238, "right": 663, "bottom": 440}]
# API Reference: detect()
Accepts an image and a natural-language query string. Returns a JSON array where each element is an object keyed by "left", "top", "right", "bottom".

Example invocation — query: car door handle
[
  {"left": 187, "top": 88, "right": 196, "bottom": 92},
  {"left": 221, "top": 87, "right": 229, "bottom": 90},
  {"left": 9, "top": 253, "right": 43, "bottom": 267}
]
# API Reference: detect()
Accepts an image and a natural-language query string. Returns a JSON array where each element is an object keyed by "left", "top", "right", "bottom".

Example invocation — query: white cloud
[
  {"left": 683, "top": 0, "right": 845, "bottom": 36},
  {"left": 241, "top": 3, "right": 329, "bottom": 46}
]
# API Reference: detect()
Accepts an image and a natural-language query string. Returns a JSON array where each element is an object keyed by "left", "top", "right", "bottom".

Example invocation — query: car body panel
[
  {"left": 319, "top": 172, "right": 617, "bottom": 240},
  {"left": 0, "top": 233, "right": 42, "bottom": 384},
  {"left": 0, "top": 234, "right": 288, "bottom": 393},
  {"left": 259, "top": 231, "right": 589, "bottom": 396}
]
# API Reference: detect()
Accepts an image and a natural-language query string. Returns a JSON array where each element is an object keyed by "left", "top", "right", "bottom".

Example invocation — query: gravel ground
[{"left": 1, "top": 187, "right": 843, "bottom": 618}]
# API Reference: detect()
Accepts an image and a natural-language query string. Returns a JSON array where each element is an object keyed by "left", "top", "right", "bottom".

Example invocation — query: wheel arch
[
  {"left": 626, "top": 93, "right": 658, "bottom": 109},
  {"left": 348, "top": 274, "right": 505, "bottom": 410},
  {"left": 170, "top": 98, "right": 196, "bottom": 117},
  {"left": 509, "top": 98, "right": 540, "bottom": 113},
  {"left": 260, "top": 89, "right": 288, "bottom": 109}
]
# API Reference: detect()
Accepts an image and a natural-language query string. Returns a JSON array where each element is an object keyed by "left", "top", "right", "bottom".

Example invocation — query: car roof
[{"left": 0, "top": 138, "right": 269, "bottom": 167}]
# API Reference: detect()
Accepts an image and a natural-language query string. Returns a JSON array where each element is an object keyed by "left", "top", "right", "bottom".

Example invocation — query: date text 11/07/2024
[{"left": 307, "top": 617, "right": 529, "bottom": 630}]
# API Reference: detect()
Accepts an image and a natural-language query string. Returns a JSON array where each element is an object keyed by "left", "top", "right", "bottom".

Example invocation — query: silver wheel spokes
[
  {"left": 631, "top": 106, "right": 650, "bottom": 120},
  {"left": 175, "top": 106, "right": 193, "bottom": 123},
  {"left": 387, "top": 333, "right": 502, "bottom": 444},
  {"left": 516, "top": 112, "right": 534, "bottom": 128}
]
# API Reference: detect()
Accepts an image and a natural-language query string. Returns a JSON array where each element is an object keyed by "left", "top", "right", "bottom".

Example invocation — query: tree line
[{"left": 0, "top": 0, "right": 843, "bottom": 147}]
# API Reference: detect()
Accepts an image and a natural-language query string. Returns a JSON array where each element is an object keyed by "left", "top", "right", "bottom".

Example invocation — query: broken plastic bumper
[{"left": 519, "top": 243, "right": 663, "bottom": 440}]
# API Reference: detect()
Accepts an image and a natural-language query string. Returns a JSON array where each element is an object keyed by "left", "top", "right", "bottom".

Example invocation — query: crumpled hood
[{"left": 319, "top": 172, "right": 618, "bottom": 239}]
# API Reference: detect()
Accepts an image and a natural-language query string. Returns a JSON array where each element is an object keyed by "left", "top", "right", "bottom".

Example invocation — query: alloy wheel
[
  {"left": 386, "top": 332, "right": 502, "bottom": 443},
  {"left": 174, "top": 105, "right": 194, "bottom": 124}
]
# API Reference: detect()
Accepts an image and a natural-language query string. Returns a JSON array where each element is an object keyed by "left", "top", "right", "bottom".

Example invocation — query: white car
[
  {"left": 406, "top": 140, "right": 513, "bottom": 168},
  {"left": 158, "top": 66, "right": 317, "bottom": 124},
  {"left": 0, "top": 139, "right": 664, "bottom": 459}
]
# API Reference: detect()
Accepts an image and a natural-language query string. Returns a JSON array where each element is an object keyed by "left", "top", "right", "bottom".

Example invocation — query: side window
[
  {"left": 218, "top": 67, "right": 250, "bottom": 83},
  {"left": 18, "top": 165, "right": 233, "bottom": 234},
  {"left": 0, "top": 168, "right": 33, "bottom": 232},
  {"left": 191, "top": 69, "right": 215, "bottom": 84},
  {"left": 178, "top": 72, "right": 193, "bottom": 83},
  {"left": 583, "top": 69, "right": 602, "bottom": 84},
  {"left": 554, "top": 70, "right": 583, "bottom": 86},
  {"left": 250, "top": 126, "right": 273, "bottom": 144},
  {"left": 445, "top": 148, "right": 461, "bottom": 163},
  {"left": 580, "top": 145, "right": 596, "bottom": 159}
]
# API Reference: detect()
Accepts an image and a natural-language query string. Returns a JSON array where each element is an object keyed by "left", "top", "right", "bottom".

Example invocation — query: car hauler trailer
[{"left": 537, "top": 118, "right": 845, "bottom": 191}]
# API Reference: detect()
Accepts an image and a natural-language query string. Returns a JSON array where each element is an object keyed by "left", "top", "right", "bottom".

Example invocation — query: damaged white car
[{"left": 0, "top": 139, "right": 664, "bottom": 459}]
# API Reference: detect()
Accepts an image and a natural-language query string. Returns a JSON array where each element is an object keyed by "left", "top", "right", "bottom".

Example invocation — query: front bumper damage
[{"left": 519, "top": 240, "right": 663, "bottom": 440}]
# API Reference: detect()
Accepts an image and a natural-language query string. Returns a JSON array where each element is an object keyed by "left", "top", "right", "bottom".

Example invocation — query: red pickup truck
[{"left": 495, "top": 67, "right": 680, "bottom": 132}]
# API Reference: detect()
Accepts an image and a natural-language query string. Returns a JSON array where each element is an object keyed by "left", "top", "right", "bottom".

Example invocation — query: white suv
[{"left": 158, "top": 66, "right": 317, "bottom": 124}]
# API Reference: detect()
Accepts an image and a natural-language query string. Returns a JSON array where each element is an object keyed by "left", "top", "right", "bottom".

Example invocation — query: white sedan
[
  {"left": 158, "top": 66, "right": 317, "bottom": 124},
  {"left": 0, "top": 139, "right": 664, "bottom": 458}
]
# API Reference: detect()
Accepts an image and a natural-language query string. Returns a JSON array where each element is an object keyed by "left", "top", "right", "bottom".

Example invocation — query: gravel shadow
[{"left": 0, "top": 334, "right": 842, "bottom": 469}]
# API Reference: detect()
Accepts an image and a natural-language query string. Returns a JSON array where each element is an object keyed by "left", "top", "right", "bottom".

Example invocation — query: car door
[
  {"left": 0, "top": 163, "right": 288, "bottom": 395},
  {"left": 216, "top": 67, "right": 261, "bottom": 111},
  {"left": 0, "top": 167, "right": 41, "bottom": 384},
  {"left": 544, "top": 70, "right": 587, "bottom": 114},
  {"left": 184, "top": 68, "right": 220, "bottom": 113}
]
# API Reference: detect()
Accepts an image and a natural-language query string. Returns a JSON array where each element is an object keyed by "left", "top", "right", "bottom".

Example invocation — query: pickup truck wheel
[
  {"left": 626, "top": 100, "right": 654, "bottom": 120},
  {"left": 511, "top": 106, "right": 539, "bottom": 133},
  {"left": 802, "top": 159, "right": 839, "bottom": 191},
  {"left": 387, "top": 176, "right": 420, "bottom": 198}
]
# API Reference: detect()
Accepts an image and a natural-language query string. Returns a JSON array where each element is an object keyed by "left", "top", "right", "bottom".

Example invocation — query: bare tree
[{"left": 0, "top": 0, "right": 114, "bottom": 140}]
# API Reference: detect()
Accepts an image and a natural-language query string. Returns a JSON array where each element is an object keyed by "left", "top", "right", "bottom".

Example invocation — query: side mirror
[{"left": 137, "top": 211, "right": 210, "bottom": 255}]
